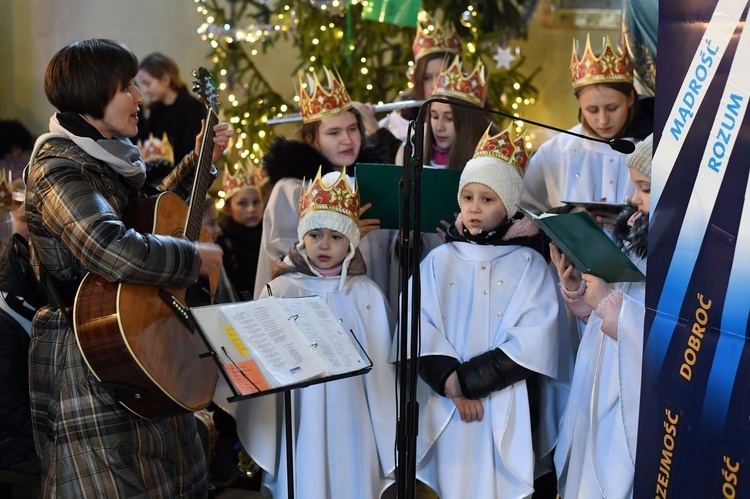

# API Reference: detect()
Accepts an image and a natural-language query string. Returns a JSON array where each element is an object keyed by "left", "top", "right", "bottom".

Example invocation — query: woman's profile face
[
  {"left": 90, "top": 78, "right": 144, "bottom": 139},
  {"left": 577, "top": 84, "right": 634, "bottom": 139},
  {"left": 314, "top": 111, "right": 362, "bottom": 167}
]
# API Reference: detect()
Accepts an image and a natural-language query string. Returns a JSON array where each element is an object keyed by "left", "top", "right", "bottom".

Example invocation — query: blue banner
[{"left": 635, "top": 1, "right": 750, "bottom": 497}]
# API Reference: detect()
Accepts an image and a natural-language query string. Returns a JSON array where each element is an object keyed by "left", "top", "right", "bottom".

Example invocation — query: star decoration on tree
[{"left": 492, "top": 45, "right": 516, "bottom": 70}]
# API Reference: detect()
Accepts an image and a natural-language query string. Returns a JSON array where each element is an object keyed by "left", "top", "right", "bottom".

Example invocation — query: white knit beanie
[
  {"left": 457, "top": 155, "right": 524, "bottom": 218},
  {"left": 626, "top": 133, "right": 653, "bottom": 179}
]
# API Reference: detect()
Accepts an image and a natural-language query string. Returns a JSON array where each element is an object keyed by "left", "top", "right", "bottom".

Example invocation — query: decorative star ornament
[{"left": 493, "top": 46, "right": 516, "bottom": 70}]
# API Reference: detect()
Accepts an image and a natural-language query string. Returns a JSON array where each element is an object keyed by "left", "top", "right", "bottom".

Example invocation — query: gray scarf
[{"left": 32, "top": 113, "right": 147, "bottom": 190}]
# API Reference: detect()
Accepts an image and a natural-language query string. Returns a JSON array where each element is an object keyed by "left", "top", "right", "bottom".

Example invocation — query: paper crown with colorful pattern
[
  {"left": 472, "top": 124, "right": 529, "bottom": 175},
  {"left": 412, "top": 17, "right": 463, "bottom": 62},
  {"left": 297, "top": 67, "right": 353, "bottom": 124},
  {"left": 433, "top": 55, "right": 487, "bottom": 106},
  {"left": 297, "top": 167, "right": 360, "bottom": 248},
  {"left": 0, "top": 170, "right": 13, "bottom": 211},
  {"left": 223, "top": 163, "right": 260, "bottom": 200},
  {"left": 458, "top": 124, "right": 529, "bottom": 218},
  {"left": 137, "top": 132, "right": 175, "bottom": 165},
  {"left": 570, "top": 35, "right": 634, "bottom": 89}
]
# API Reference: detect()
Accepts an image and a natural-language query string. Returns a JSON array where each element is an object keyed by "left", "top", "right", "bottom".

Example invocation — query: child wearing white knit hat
[
  {"left": 405, "top": 124, "right": 566, "bottom": 499},
  {"left": 232, "top": 166, "right": 397, "bottom": 499}
]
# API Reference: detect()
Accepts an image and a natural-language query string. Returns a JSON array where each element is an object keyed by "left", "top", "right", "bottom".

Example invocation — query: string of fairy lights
[{"left": 194, "top": 0, "right": 539, "bottom": 208}]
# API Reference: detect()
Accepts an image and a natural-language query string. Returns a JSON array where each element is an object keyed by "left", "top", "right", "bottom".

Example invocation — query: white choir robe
[
  {"left": 218, "top": 273, "right": 397, "bottom": 499},
  {"left": 403, "top": 242, "right": 561, "bottom": 499},
  {"left": 554, "top": 257, "right": 646, "bottom": 499},
  {"left": 378, "top": 110, "right": 409, "bottom": 143},
  {"left": 521, "top": 124, "right": 635, "bottom": 214},
  {"left": 254, "top": 176, "right": 396, "bottom": 300}
]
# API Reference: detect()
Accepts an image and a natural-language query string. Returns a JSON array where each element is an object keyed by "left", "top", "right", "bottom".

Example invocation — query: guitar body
[{"left": 74, "top": 192, "right": 219, "bottom": 420}]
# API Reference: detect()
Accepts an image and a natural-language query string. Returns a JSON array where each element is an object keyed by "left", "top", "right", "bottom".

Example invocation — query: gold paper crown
[
  {"left": 433, "top": 55, "right": 487, "bottom": 106},
  {"left": 570, "top": 35, "right": 634, "bottom": 89},
  {"left": 298, "top": 167, "right": 359, "bottom": 225},
  {"left": 0, "top": 169, "right": 13, "bottom": 211},
  {"left": 297, "top": 67, "right": 353, "bottom": 124},
  {"left": 137, "top": 132, "right": 175, "bottom": 165},
  {"left": 473, "top": 124, "right": 529, "bottom": 176},
  {"left": 223, "top": 163, "right": 260, "bottom": 200},
  {"left": 412, "top": 17, "right": 463, "bottom": 62}
]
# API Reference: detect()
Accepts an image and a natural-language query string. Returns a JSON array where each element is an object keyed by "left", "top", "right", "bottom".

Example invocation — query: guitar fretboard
[{"left": 184, "top": 110, "right": 219, "bottom": 242}]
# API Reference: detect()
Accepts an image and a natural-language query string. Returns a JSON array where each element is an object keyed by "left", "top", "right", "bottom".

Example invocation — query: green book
[
  {"left": 520, "top": 207, "right": 646, "bottom": 283},
  {"left": 355, "top": 163, "right": 461, "bottom": 233}
]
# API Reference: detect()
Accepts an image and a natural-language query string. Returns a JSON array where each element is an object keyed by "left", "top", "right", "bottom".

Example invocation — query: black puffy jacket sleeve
[
  {"left": 455, "top": 348, "right": 535, "bottom": 400},
  {"left": 418, "top": 355, "right": 461, "bottom": 397}
]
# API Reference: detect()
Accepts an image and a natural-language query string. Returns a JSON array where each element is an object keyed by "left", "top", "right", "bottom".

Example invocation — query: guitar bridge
[{"left": 159, "top": 288, "right": 196, "bottom": 332}]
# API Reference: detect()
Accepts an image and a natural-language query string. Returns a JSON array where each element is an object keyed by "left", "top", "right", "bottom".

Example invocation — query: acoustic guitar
[{"left": 73, "top": 68, "right": 221, "bottom": 420}]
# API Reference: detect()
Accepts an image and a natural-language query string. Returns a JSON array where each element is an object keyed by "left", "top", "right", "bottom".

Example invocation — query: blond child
[
  {"left": 551, "top": 134, "right": 651, "bottom": 498},
  {"left": 217, "top": 164, "right": 264, "bottom": 300}
]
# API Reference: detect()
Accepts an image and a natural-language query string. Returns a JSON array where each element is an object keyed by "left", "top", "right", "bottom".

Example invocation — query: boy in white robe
[
  {"left": 228, "top": 168, "right": 397, "bottom": 499},
  {"left": 408, "top": 125, "right": 561, "bottom": 498},
  {"left": 551, "top": 134, "right": 651, "bottom": 498}
]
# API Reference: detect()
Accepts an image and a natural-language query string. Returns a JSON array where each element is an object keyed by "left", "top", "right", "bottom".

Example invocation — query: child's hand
[
  {"left": 358, "top": 202, "right": 380, "bottom": 238},
  {"left": 588, "top": 197, "right": 617, "bottom": 228},
  {"left": 581, "top": 273, "right": 615, "bottom": 310},
  {"left": 550, "top": 243, "right": 582, "bottom": 292},
  {"left": 435, "top": 213, "right": 458, "bottom": 242},
  {"left": 452, "top": 397, "right": 484, "bottom": 423}
]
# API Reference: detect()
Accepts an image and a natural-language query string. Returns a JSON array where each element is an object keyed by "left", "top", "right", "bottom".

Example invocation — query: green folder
[
  {"left": 355, "top": 163, "right": 461, "bottom": 233},
  {"left": 520, "top": 207, "right": 646, "bottom": 283}
]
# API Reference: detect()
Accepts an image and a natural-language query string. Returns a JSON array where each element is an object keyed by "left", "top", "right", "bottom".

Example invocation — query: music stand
[{"left": 190, "top": 303, "right": 373, "bottom": 499}]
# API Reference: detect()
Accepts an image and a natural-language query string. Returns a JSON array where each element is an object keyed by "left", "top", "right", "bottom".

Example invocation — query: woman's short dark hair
[
  {"left": 44, "top": 39, "right": 139, "bottom": 119},
  {"left": 139, "top": 52, "right": 186, "bottom": 92}
]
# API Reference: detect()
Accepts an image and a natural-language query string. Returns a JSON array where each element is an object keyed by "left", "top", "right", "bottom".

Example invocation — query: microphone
[{"left": 419, "top": 97, "right": 636, "bottom": 154}]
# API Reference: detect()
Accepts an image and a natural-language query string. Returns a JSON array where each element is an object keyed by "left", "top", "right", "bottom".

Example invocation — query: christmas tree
[{"left": 195, "top": 0, "right": 541, "bottom": 174}]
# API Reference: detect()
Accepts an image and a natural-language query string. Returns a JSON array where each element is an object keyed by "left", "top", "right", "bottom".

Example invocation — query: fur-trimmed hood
[{"left": 262, "top": 137, "right": 385, "bottom": 185}]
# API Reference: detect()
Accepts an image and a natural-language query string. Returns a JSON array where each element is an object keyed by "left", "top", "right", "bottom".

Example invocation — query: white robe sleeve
[{"left": 253, "top": 178, "right": 302, "bottom": 298}]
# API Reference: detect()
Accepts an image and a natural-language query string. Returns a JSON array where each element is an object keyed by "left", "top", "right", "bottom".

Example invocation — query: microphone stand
[{"left": 394, "top": 97, "right": 634, "bottom": 499}]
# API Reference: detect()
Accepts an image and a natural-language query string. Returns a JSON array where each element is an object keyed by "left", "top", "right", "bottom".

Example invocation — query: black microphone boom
[
  {"left": 423, "top": 97, "right": 636, "bottom": 154},
  {"left": 393, "top": 96, "right": 635, "bottom": 499}
]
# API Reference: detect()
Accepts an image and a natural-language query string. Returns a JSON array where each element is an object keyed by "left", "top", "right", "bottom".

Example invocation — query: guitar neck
[{"left": 184, "top": 109, "right": 219, "bottom": 242}]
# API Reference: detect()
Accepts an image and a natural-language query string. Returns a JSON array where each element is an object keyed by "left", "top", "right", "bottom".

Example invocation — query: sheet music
[
  {"left": 220, "top": 300, "right": 326, "bottom": 387},
  {"left": 279, "top": 296, "right": 367, "bottom": 375}
]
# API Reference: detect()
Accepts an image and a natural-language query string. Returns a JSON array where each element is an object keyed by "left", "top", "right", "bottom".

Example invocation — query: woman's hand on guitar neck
[
  {"left": 194, "top": 242, "right": 224, "bottom": 277},
  {"left": 194, "top": 121, "right": 234, "bottom": 162}
]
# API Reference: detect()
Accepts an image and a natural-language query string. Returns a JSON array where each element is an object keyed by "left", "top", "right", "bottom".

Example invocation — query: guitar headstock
[{"left": 192, "top": 67, "right": 219, "bottom": 115}]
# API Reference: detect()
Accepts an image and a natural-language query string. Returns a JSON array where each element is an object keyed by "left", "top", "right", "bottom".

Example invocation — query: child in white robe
[
  {"left": 409, "top": 125, "right": 561, "bottom": 498},
  {"left": 229, "top": 168, "right": 397, "bottom": 499},
  {"left": 551, "top": 134, "right": 651, "bottom": 498}
]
